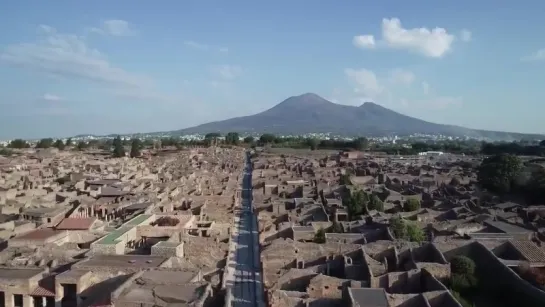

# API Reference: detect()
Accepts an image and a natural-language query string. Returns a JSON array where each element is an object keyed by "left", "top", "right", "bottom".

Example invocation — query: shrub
[
  {"left": 403, "top": 198, "right": 421, "bottom": 212},
  {"left": 314, "top": 228, "right": 326, "bottom": 244},
  {"left": 450, "top": 273, "right": 478, "bottom": 293},
  {"left": 389, "top": 216, "right": 406, "bottom": 239},
  {"left": 406, "top": 223, "right": 425, "bottom": 242},
  {"left": 368, "top": 194, "right": 384, "bottom": 212},
  {"left": 451, "top": 256, "right": 476, "bottom": 276}
]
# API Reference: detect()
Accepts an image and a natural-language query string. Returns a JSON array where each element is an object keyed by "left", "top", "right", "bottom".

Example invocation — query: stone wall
[
  {"left": 469, "top": 242, "right": 545, "bottom": 307},
  {"left": 151, "top": 242, "right": 183, "bottom": 257}
]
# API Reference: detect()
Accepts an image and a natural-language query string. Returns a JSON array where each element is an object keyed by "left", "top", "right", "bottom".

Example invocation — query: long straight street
[{"left": 225, "top": 152, "right": 264, "bottom": 307}]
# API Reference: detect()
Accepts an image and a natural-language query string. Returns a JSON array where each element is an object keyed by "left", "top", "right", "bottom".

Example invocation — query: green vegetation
[
  {"left": 477, "top": 154, "right": 523, "bottom": 194},
  {"left": 451, "top": 256, "right": 476, "bottom": 276},
  {"left": 403, "top": 198, "right": 421, "bottom": 212},
  {"left": 0, "top": 148, "right": 14, "bottom": 157},
  {"left": 328, "top": 221, "right": 344, "bottom": 233},
  {"left": 65, "top": 138, "right": 72, "bottom": 147},
  {"left": 389, "top": 216, "right": 425, "bottom": 242},
  {"left": 53, "top": 139, "right": 65, "bottom": 150},
  {"left": 8, "top": 139, "right": 29, "bottom": 149},
  {"left": 368, "top": 194, "right": 384, "bottom": 212},
  {"left": 130, "top": 139, "right": 142, "bottom": 158},
  {"left": 112, "top": 136, "right": 125, "bottom": 158},
  {"left": 225, "top": 132, "right": 240, "bottom": 145},
  {"left": 448, "top": 256, "right": 479, "bottom": 307},
  {"left": 314, "top": 228, "right": 326, "bottom": 244},
  {"left": 36, "top": 138, "right": 54, "bottom": 148},
  {"left": 76, "top": 141, "right": 87, "bottom": 151},
  {"left": 343, "top": 189, "right": 385, "bottom": 220}
]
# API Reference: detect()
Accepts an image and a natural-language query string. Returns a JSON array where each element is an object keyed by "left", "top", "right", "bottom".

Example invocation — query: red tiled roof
[
  {"left": 30, "top": 286, "right": 55, "bottom": 297},
  {"left": 30, "top": 275, "right": 56, "bottom": 297},
  {"left": 56, "top": 217, "right": 97, "bottom": 230},
  {"left": 13, "top": 228, "right": 62, "bottom": 240}
]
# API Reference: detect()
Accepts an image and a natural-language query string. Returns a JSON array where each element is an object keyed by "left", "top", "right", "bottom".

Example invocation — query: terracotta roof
[
  {"left": 509, "top": 240, "right": 545, "bottom": 262},
  {"left": 13, "top": 228, "right": 63, "bottom": 240},
  {"left": 30, "top": 275, "right": 56, "bottom": 297},
  {"left": 56, "top": 217, "right": 97, "bottom": 230},
  {"left": 30, "top": 286, "right": 55, "bottom": 297}
]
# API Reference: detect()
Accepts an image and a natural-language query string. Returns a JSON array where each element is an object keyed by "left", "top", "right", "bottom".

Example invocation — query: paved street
[{"left": 226, "top": 152, "right": 264, "bottom": 307}]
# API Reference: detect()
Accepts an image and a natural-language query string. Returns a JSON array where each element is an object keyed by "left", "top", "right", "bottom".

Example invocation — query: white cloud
[
  {"left": 184, "top": 41, "right": 229, "bottom": 53},
  {"left": 1, "top": 24, "right": 183, "bottom": 106},
  {"left": 343, "top": 67, "right": 461, "bottom": 109},
  {"left": 42, "top": 93, "right": 61, "bottom": 101},
  {"left": 352, "top": 35, "right": 375, "bottom": 49},
  {"left": 344, "top": 68, "right": 383, "bottom": 97},
  {"left": 521, "top": 48, "right": 545, "bottom": 61},
  {"left": 89, "top": 19, "right": 135, "bottom": 36},
  {"left": 460, "top": 29, "right": 472, "bottom": 42},
  {"left": 214, "top": 65, "right": 242, "bottom": 80},
  {"left": 353, "top": 18, "right": 457, "bottom": 58},
  {"left": 1, "top": 25, "right": 152, "bottom": 88},
  {"left": 389, "top": 69, "right": 415, "bottom": 85}
]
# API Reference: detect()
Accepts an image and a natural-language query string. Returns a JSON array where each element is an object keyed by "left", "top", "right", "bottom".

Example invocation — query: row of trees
[{"left": 477, "top": 153, "right": 545, "bottom": 202}]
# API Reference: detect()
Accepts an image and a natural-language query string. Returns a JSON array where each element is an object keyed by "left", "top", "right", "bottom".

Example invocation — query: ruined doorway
[
  {"left": 61, "top": 284, "right": 77, "bottom": 307},
  {"left": 13, "top": 294, "right": 22, "bottom": 307}
]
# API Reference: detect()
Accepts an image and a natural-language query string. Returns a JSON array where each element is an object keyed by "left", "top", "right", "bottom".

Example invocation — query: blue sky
[{"left": 0, "top": 0, "right": 543, "bottom": 139}]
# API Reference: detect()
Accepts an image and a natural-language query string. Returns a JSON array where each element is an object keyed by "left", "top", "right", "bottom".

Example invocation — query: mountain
[{"left": 176, "top": 93, "right": 543, "bottom": 140}]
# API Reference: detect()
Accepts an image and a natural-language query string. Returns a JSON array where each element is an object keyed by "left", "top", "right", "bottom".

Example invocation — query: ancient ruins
[{"left": 1, "top": 145, "right": 545, "bottom": 307}]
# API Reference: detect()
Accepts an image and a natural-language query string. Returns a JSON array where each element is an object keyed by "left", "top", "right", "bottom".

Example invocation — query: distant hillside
[{"left": 176, "top": 93, "right": 543, "bottom": 140}]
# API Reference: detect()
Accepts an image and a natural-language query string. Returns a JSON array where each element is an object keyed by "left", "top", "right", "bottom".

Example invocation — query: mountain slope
[{"left": 176, "top": 93, "right": 542, "bottom": 139}]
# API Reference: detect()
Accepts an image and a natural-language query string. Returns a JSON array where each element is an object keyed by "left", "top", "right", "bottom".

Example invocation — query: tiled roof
[
  {"left": 509, "top": 240, "right": 545, "bottom": 262},
  {"left": 30, "top": 286, "right": 55, "bottom": 297},
  {"left": 56, "top": 217, "right": 97, "bottom": 230}
]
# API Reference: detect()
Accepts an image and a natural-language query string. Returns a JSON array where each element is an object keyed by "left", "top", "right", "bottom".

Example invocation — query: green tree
[
  {"left": 204, "top": 133, "right": 221, "bottom": 146},
  {"left": 307, "top": 138, "right": 319, "bottom": 150},
  {"left": 477, "top": 154, "right": 522, "bottom": 193},
  {"left": 451, "top": 256, "right": 476, "bottom": 276},
  {"left": 8, "top": 139, "right": 29, "bottom": 149},
  {"left": 390, "top": 216, "right": 406, "bottom": 239},
  {"left": 53, "top": 139, "right": 65, "bottom": 150},
  {"left": 314, "top": 228, "right": 326, "bottom": 244},
  {"left": 112, "top": 136, "right": 126, "bottom": 158},
  {"left": 352, "top": 137, "right": 369, "bottom": 151},
  {"left": 130, "top": 139, "right": 142, "bottom": 158},
  {"left": 259, "top": 133, "right": 276, "bottom": 144},
  {"left": 328, "top": 221, "right": 344, "bottom": 233},
  {"left": 225, "top": 132, "right": 240, "bottom": 145},
  {"left": 76, "top": 141, "right": 87, "bottom": 151},
  {"left": 0, "top": 148, "right": 14, "bottom": 157},
  {"left": 65, "top": 138, "right": 73, "bottom": 147},
  {"left": 243, "top": 136, "right": 255, "bottom": 144},
  {"left": 340, "top": 173, "right": 352, "bottom": 185},
  {"left": 368, "top": 194, "right": 384, "bottom": 212},
  {"left": 36, "top": 138, "right": 54, "bottom": 148},
  {"left": 403, "top": 198, "right": 421, "bottom": 212},
  {"left": 406, "top": 223, "right": 425, "bottom": 242},
  {"left": 344, "top": 189, "right": 368, "bottom": 219}
]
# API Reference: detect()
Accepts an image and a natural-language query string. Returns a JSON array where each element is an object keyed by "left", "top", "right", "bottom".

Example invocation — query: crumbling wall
[{"left": 469, "top": 242, "right": 545, "bottom": 307}]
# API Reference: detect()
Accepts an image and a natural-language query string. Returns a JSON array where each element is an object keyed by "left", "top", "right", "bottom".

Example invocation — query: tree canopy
[
  {"left": 477, "top": 154, "right": 523, "bottom": 194},
  {"left": 36, "top": 138, "right": 54, "bottom": 149},
  {"left": 53, "top": 139, "right": 65, "bottom": 150},
  {"left": 112, "top": 136, "right": 126, "bottom": 158},
  {"left": 130, "top": 139, "right": 142, "bottom": 158},
  {"left": 225, "top": 132, "right": 240, "bottom": 145},
  {"left": 8, "top": 139, "right": 29, "bottom": 149}
]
